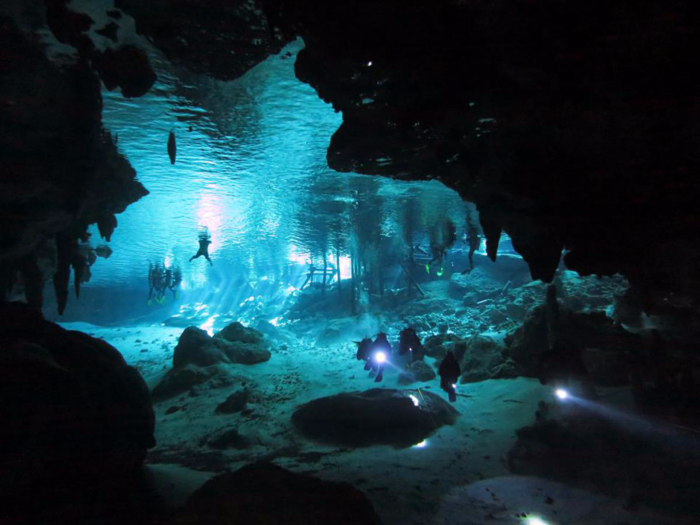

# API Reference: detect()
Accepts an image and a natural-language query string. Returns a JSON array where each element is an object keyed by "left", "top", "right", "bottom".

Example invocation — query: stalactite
[
  {"left": 71, "top": 253, "right": 87, "bottom": 299},
  {"left": 20, "top": 255, "right": 44, "bottom": 310},
  {"left": 98, "top": 214, "right": 118, "bottom": 242},
  {"left": 53, "top": 234, "right": 73, "bottom": 315},
  {"left": 479, "top": 209, "right": 502, "bottom": 262}
]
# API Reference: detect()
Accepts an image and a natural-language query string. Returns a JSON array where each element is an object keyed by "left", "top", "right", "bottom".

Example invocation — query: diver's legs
[
  {"left": 375, "top": 365, "right": 384, "bottom": 382},
  {"left": 204, "top": 254, "right": 213, "bottom": 266}
]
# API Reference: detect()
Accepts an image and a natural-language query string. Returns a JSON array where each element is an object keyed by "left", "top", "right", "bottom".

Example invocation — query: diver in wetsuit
[
  {"left": 169, "top": 266, "right": 182, "bottom": 298},
  {"left": 370, "top": 333, "right": 392, "bottom": 382},
  {"left": 438, "top": 351, "right": 461, "bottom": 402},
  {"left": 398, "top": 327, "right": 425, "bottom": 363},
  {"left": 148, "top": 263, "right": 167, "bottom": 304},
  {"left": 190, "top": 232, "right": 213, "bottom": 265},
  {"left": 355, "top": 338, "right": 373, "bottom": 370},
  {"left": 427, "top": 219, "right": 457, "bottom": 275}
]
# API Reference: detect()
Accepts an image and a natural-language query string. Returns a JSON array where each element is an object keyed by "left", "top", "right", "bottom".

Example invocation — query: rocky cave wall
[
  {"left": 3, "top": 0, "right": 700, "bottom": 320},
  {"left": 116, "top": 0, "right": 700, "bottom": 321},
  {"left": 0, "top": 0, "right": 291, "bottom": 314}
]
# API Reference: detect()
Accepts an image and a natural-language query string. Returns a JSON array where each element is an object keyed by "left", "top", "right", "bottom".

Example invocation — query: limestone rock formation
[
  {"left": 287, "top": 1, "right": 700, "bottom": 306},
  {"left": 116, "top": 0, "right": 294, "bottom": 81},
  {"left": 171, "top": 462, "right": 382, "bottom": 525},
  {"left": 0, "top": 17, "right": 148, "bottom": 313},
  {"left": 292, "top": 388, "right": 458, "bottom": 448},
  {"left": 398, "top": 360, "right": 437, "bottom": 385},
  {"left": 506, "top": 302, "right": 641, "bottom": 385},
  {"left": 153, "top": 323, "right": 270, "bottom": 399},
  {"left": 0, "top": 303, "right": 154, "bottom": 523},
  {"left": 174, "top": 325, "right": 271, "bottom": 367},
  {"left": 215, "top": 388, "right": 251, "bottom": 414}
]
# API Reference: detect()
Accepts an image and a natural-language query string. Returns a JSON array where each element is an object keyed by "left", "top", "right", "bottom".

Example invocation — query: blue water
[{"left": 94, "top": 40, "right": 469, "bottom": 292}]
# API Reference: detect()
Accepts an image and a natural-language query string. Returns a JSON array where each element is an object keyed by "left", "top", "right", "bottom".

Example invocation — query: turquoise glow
[{"left": 94, "top": 40, "right": 467, "bottom": 292}]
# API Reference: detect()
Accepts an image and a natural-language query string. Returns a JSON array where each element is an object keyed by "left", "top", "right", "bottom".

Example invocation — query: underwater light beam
[{"left": 555, "top": 388, "right": 569, "bottom": 400}]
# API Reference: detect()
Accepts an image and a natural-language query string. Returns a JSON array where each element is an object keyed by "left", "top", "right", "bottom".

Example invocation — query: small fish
[{"left": 168, "top": 130, "right": 176, "bottom": 164}]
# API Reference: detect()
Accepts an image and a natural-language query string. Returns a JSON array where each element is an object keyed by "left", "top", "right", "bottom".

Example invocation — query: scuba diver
[
  {"left": 438, "top": 351, "right": 461, "bottom": 402},
  {"left": 169, "top": 266, "right": 182, "bottom": 298},
  {"left": 190, "top": 230, "right": 213, "bottom": 265},
  {"left": 427, "top": 219, "right": 457, "bottom": 276},
  {"left": 369, "top": 333, "right": 392, "bottom": 382},
  {"left": 462, "top": 216, "right": 481, "bottom": 274},
  {"left": 398, "top": 327, "right": 425, "bottom": 363},
  {"left": 355, "top": 338, "right": 373, "bottom": 370},
  {"left": 148, "top": 263, "right": 167, "bottom": 304}
]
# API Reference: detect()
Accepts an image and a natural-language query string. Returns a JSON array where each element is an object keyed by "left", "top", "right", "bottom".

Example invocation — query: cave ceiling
[{"left": 1, "top": 0, "right": 699, "bottom": 314}]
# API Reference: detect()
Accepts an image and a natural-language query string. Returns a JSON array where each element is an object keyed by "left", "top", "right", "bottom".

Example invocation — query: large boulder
[
  {"left": 398, "top": 360, "right": 436, "bottom": 385},
  {"left": 505, "top": 305, "right": 549, "bottom": 376},
  {"left": 152, "top": 364, "right": 240, "bottom": 400},
  {"left": 154, "top": 323, "right": 269, "bottom": 400},
  {"left": 459, "top": 332, "right": 516, "bottom": 383},
  {"left": 506, "top": 304, "right": 640, "bottom": 385},
  {"left": 215, "top": 321, "right": 265, "bottom": 346},
  {"left": 292, "top": 388, "right": 458, "bottom": 448},
  {"left": 0, "top": 303, "right": 154, "bottom": 523},
  {"left": 424, "top": 333, "right": 462, "bottom": 359},
  {"left": 171, "top": 463, "right": 381, "bottom": 525},
  {"left": 316, "top": 317, "right": 362, "bottom": 345},
  {"left": 173, "top": 325, "right": 271, "bottom": 368}
]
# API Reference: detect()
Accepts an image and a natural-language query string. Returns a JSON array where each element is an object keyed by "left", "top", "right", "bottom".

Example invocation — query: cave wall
[
  {"left": 118, "top": 0, "right": 700, "bottom": 313},
  {"left": 282, "top": 0, "right": 700, "bottom": 311},
  {"left": 0, "top": 13, "right": 151, "bottom": 313},
  {"left": 4, "top": 0, "right": 700, "bottom": 317}
]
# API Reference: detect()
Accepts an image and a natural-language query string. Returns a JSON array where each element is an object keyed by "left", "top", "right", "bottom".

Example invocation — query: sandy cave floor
[{"left": 58, "top": 319, "right": 685, "bottom": 525}]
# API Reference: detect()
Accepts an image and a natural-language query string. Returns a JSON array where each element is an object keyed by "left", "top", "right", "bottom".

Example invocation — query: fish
[{"left": 168, "top": 130, "right": 176, "bottom": 164}]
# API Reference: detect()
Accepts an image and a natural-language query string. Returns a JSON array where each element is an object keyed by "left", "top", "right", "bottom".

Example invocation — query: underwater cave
[{"left": 2, "top": 1, "right": 700, "bottom": 524}]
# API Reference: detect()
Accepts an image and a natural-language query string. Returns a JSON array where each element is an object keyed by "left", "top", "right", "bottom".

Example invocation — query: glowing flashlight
[
  {"left": 409, "top": 394, "right": 420, "bottom": 406},
  {"left": 374, "top": 351, "right": 387, "bottom": 364},
  {"left": 525, "top": 516, "right": 550, "bottom": 525},
  {"left": 555, "top": 388, "right": 569, "bottom": 400}
]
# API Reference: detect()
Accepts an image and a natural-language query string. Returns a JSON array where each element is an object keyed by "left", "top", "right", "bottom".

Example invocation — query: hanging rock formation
[
  {"left": 0, "top": 15, "right": 149, "bottom": 313},
  {"left": 112, "top": 0, "right": 700, "bottom": 317}
]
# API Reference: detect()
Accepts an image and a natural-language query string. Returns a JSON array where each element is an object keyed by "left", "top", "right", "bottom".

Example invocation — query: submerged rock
[
  {"left": 459, "top": 333, "right": 511, "bottom": 383},
  {"left": 0, "top": 304, "right": 154, "bottom": 522},
  {"left": 204, "top": 428, "right": 250, "bottom": 450},
  {"left": 154, "top": 322, "right": 268, "bottom": 399},
  {"left": 174, "top": 325, "right": 271, "bottom": 368},
  {"left": 172, "top": 463, "right": 381, "bottom": 525},
  {"left": 506, "top": 303, "right": 639, "bottom": 385},
  {"left": 152, "top": 364, "right": 226, "bottom": 399},
  {"left": 292, "top": 388, "right": 458, "bottom": 448},
  {"left": 398, "top": 360, "right": 437, "bottom": 385},
  {"left": 215, "top": 321, "right": 265, "bottom": 345},
  {"left": 215, "top": 389, "right": 250, "bottom": 414}
]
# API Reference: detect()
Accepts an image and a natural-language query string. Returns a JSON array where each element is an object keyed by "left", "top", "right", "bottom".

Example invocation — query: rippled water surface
[{"left": 94, "top": 41, "right": 467, "bottom": 289}]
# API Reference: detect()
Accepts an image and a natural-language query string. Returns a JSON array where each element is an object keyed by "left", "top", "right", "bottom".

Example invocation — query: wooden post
[
  {"left": 336, "top": 248, "right": 341, "bottom": 297},
  {"left": 322, "top": 252, "right": 327, "bottom": 296},
  {"left": 350, "top": 254, "right": 356, "bottom": 315}
]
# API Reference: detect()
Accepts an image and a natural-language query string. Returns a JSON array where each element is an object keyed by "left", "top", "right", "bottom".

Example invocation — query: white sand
[{"left": 59, "top": 316, "right": 677, "bottom": 525}]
